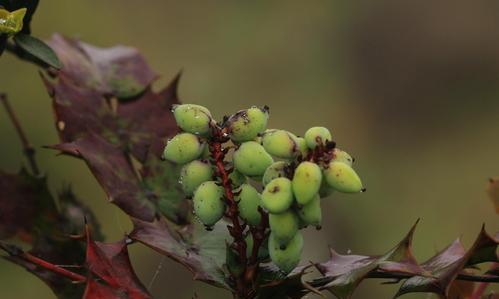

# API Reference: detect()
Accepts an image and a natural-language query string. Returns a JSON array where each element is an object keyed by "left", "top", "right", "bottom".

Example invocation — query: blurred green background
[{"left": 1, "top": 1, "right": 498, "bottom": 298}]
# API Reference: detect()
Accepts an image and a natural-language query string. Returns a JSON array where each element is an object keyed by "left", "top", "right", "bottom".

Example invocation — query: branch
[
  {"left": 0, "top": 242, "right": 86, "bottom": 283},
  {"left": 471, "top": 263, "right": 499, "bottom": 299},
  {"left": 0, "top": 93, "right": 40, "bottom": 176}
]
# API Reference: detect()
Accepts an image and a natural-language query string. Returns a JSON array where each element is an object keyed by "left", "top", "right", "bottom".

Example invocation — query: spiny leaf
[
  {"left": 314, "top": 220, "right": 424, "bottom": 299},
  {"left": 50, "top": 133, "right": 157, "bottom": 222},
  {"left": 13, "top": 34, "right": 61, "bottom": 69},
  {"left": 129, "top": 217, "right": 231, "bottom": 290},
  {"left": 85, "top": 226, "right": 152, "bottom": 299},
  {"left": 47, "top": 34, "right": 158, "bottom": 99},
  {"left": 0, "top": 170, "right": 102, "bottom": 299},
  {"left": 395, "top": 226, "right": 498, "bottom": 298}
]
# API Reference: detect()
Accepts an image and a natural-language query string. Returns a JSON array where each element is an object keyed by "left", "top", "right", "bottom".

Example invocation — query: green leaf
[{"left": 13, "top": 33, "right": 61, "bottom": 68}]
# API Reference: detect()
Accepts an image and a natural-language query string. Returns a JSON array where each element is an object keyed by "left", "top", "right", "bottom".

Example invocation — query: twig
[
  {"left": 471, "top": 263, "right": 499, "bottom": 299},
  {"left": 0, "top": 93, "right": 40, "bottom": 176},
  {"left": 0, "top": 242, "right": 86, "bottom": 283}
]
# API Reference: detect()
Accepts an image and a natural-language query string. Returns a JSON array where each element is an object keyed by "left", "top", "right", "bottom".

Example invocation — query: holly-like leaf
[
  {"left": 486, "top": 177, "right": 499, "bottom": 214},
  {"left": 50, "top": 133, "right": 157, "bottom": 222},
  {"left": 85, "top": 227, "right": 151, "bottom": 299},
  {"left": 129, "top": 217, "right": 231, "bottom": 290},
  {"left": 314, "top": 221, "right": 424, "bottom": 299},
  {"left": 47, "top": 34, "right": 158, "bottom": 99},
  {"left": 0, "top": 169, "right": 102, "bottom": 299},
  {"left": 396, "top": 226, "right": 498, "bottom": 298}
]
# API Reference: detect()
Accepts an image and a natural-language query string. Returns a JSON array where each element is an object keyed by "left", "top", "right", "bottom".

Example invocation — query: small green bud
[
  {"left": 233, "top": 141, "right": 273, "bottom": 176},
  {"left": 297, "top": 195, "right": 322, "bottom": 228},
  {"left": 193, "top": 181, "right": 225, "bottom": 226},
  {"left": 227, "top": 106, "right": 269, "bottom": 142},
  {"left": 237, "top": 184, "right": 262, "bottom": 226},
  {"left": 261, "top": 130, "right": 298, "bottom": 159},
  {"left": 268, "top": 231, "right": 303, "bottom": 273},
  {"left": 269, "top": 210, "right": 299, "bottom": 247},
  {"left": 261, "top": 177, "right": 293, "bottom": 214},
  {"left": 304, "top": 127, "right": 332, "bottom": 149},
  {"left": 262, "top": 161, "right": 289, "bottom": 186},
  {"left": 173, "top": 104, "right": 213, "bottom": 136},
  {"left": 292, "top": 161, "right": 322, "bottom": 205},
  {"left": 294, "top": 136, "right": 309, "bottom": 157},
  {"left": 0, "top": 8, "right": 26, "bottom": 36},
  {"left": 163, "top": 133, "right": 204, "bottom": 164},
  {"left": 180, "top": 160, "right": 213, "bottom": 196},
  {"left": 324, "top": 161, "right": 364, "bottom": 193}
]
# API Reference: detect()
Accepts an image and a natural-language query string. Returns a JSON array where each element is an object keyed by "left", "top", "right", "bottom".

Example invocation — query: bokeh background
[{"left": 1, "top": 1, "right": 498, "bottom": 298}]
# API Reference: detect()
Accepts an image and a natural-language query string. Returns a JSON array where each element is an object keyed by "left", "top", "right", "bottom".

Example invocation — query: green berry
[
  {"left": 233, "top": 141, "right": 273, "bottom": 176},
  {"left": 193, "top": 181, "right": 225, "bottom": 226},
  {"left": 237, "top": 184, "right": 262, "bottom": 226},
  {"left": 245, "top": 234, "right": 269, "bottom": 260},
  {"left": 297, "top": 195, "right": 322, "bottom": 228},
  {"left": 229, "top": 170, "right": 247, "bottom": 188},
  {"left": 227, "top": 106, "right": 269, "bottom": 142},
  {"left": 261, "top": 130, "right": 298, "bottom": 159},
  {"left": 304, "top": 127, "right": 332, "bottom": 149},
  {"left": 292, "top": 161, "right": 322, "bottom": 205},
  {"left": 269, "top": 210, "right": 299, "bottom": 247},
  {"left": 173, "top": 104, "right": 213, "bottom": 135},
  {"left": 261, "top": 177, "right": 294, "bottom": 214},
  {"left": 180, "top": 160, "right": 213, "bottom": 196},
  {"left": 268, "top": 231, "right": 303, "bottom": 273},
  {"left": 262, "top": 161, "right": 289, "bottom": 186},
  {"left": 333, "top": 148, "right": 353, "bottom": 166},
  {"left": 163, "top": 133, "right": 204, "bottom": 164},
  {"left": 294, "top": 136, "right": 309, "bottom": 157},
  {"left": 324, "top": 161, "right": 364, "bottom": 193}
]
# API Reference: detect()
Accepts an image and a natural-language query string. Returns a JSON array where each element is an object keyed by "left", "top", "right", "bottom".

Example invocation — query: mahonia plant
[{"left": 163, "top": 104, "right": 364, "bottom": 279}]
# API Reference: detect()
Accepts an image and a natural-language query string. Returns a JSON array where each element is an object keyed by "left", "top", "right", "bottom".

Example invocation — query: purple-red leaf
[
  {"left": 85, "top": 227, "right": 151, "bottom": 299},
  {"left": 47, "top": 34, "right": 158, "bottom": 99}
]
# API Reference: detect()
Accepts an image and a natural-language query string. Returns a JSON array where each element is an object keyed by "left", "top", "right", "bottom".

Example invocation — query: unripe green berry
[
  {"left": 294, "top": 136, "right": 309, "bottom": 157},
  {"left": 180, "top": 160, "right": 213, "bottom": 196},
  {"left": 173, "top": 104, "right": 213, "bottom": 135},
  {"left": 269, "top": 210, "right": 299, "bottom": 247},
  {"left": 227, "top": 106, "right": 269, "bottom": 142},
  {"left": 324, "top": 161, "right": 364, "bottom": 193},
  {"left": 163, "top": 133, "right": 204, "bottom": 164},
  {"left": 333, "top": 148, "right": 353, "bottom": 166},
  {"left": 261, "top": 130, "right": 298, "bottom": 159},
  {"left": 261, "top": 177, "right": 294, "bottom": 214},
  {"left": 233, "top": 141, "right": 273, "bottom": 176},
  {"left": 237, "top": 184, "right": 262, "bottom": 226},
  {"left": 292, "top": 161, "right": 322, "bottom": 205},
  {"left": 262, "top": 161, "right": 289, "bottom": 186},
  {"left": 193, "top": 181, "right": 225, "bottom": 226},
  {"left": 268, "top": 231, "right": 303, "bottom": 273},
  {"left": 229, "top": 170, "right": 247, "bottom": 188},
  {"left": 304, "top": 127, "right": 332, "bottom": 149},
  {"left": 297, "top": 195, "right": 322, "bottom": 228}
]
